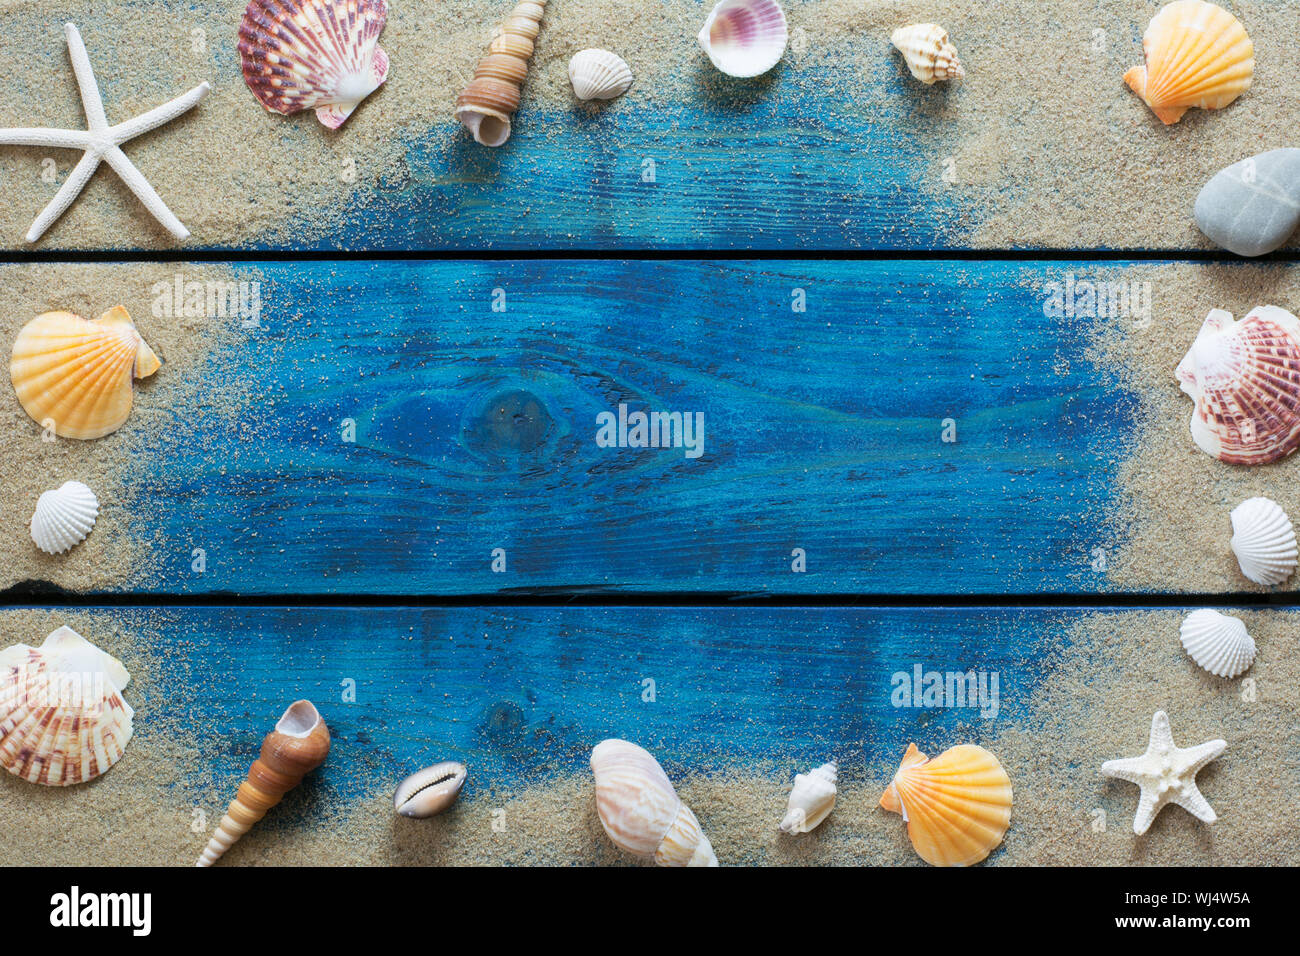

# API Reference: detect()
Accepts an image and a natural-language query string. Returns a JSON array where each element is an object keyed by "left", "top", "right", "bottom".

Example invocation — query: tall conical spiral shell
[
  {"left": 0, "top": 626, "right": 133, "bottom": 786},
  {"left": 779, "top": 760, "right": 837, "bottom": 833},
  {"left": 239, "top": 0, "right": 390, "bottom": 129},
  {"left": 879, "top": 743, "right": 1012, "bottom": 867},
  {"left": 1230, "top": 497, "right": 1298, "bottom": 585},
  {"left": 891, "top": 24, "right": 964, "bottom": 85},
  {"left": 10, "top": 307, "right": 160, "bottom": 440},
  {"left": 455, "top": 1, "right": 547, "bottom": 147},
  {"left": 1124, "top": 0, "right": 1253, "bottom": 125},
  {"left": 1176, "top": 307, "right": 1300, "bottom": 465},
  {"left": 590, "top": 739, "right": 718, "bottom": 867},
  {"left": 196, "top": 700, "right": 330, "bottom": 866}
]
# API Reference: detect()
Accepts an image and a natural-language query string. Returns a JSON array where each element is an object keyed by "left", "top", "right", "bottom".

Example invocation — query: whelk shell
[
  {"left": 590, "top": 738, "right": 718, "bottom": 866},
  {"left": 779, "top": 760, "right": 837, "bottom": 833},
  {"left": 1176, "top": 307, "right": 1300, "bottom": 465},
  {"left": 394, "top": 761, "right": 467, "bottom": 818},
  {"left": 30, "top": 480, "right": 99, "bottom": 555},
  {"left": 879, "top": 743, "right": 1012, "bottom": 867},
  {"left": 1124, "top": 0, "right": 1253, "bottom": 125},
  {"left": 697, "top": 0, "right": 788, "bottom": 79},
  {"left": 1230, "top": 497, "right": 1298, "bottom": 586},
  {"left": 1179, "top": 609, "right": 1256, "bottom": 678},
  {"left": 890, "top": 24, "right": 964, "bottom": 85},
  {"left": 455, "top": 1, "right": 548, "bottom": 147},
  {"left": 0, "top": 626, "right": 133, "bottom": 786},
  {"left": 239, "top": 0, "right": 391, "bottom": 129},
  {"left": 10, "top": 307, "right": 160, "bottom": 440},
  {"left": 568, "top": 49, "right": 633, "bottom": 101}
]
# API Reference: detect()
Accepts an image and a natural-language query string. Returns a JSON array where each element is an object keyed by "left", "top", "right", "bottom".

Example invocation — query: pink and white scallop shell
[
  {"left": 697, "top": 0, "right": 788, "bottom": 78},
  {"left": 238, "top": 0, "right": 390, "bottom": 129},
  {"left": 1176, "top": 306, "right": 1300, "bottom": 465}
]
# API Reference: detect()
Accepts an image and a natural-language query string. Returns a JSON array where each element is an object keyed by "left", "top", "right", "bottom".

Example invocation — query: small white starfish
[
  {"left": 1101, "top": 710, "right": 1226, "bottom": 836},
  {"left": 0, "top": 23, "right": 209, "bottom": 242}
]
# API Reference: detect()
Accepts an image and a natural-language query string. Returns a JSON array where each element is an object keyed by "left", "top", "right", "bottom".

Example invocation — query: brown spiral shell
[{"left": 454, "top": 1, "right": 547, "bottom": 147}]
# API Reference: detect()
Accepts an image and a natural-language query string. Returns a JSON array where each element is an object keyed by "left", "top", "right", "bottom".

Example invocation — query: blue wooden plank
[{"left": 4, "top": 258, "right": 1144, "bottom": 595}]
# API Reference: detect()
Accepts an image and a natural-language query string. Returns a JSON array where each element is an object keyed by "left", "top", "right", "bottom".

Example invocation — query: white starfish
[
  {"left": 0, "top": 23, "right": 209, "bottom": 243},
  {"left": 1101, "top": 710, "right": 1226, "bottom": 836}
]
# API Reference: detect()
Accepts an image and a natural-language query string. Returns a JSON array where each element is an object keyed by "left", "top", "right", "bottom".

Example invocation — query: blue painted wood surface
[{"left": 35, "top": 257, "right": 1144, "bottom": 596}]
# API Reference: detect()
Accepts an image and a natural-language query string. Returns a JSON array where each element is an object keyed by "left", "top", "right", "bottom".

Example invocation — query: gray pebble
[{"left": 1194, "top": 148, "right": 1300, "bottom": 257}]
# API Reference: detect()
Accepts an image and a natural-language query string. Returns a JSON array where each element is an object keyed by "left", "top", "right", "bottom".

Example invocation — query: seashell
[
  {"left": 30, "top": 481, "right": 99, "bottom": 555},
  {"left": 0, "top": 626, "right": 132, "bottom": 786},
  {"left": 455, "top": 1, "right": 548, "bottom": 147},
  {"left": 1123, "top": 0, "right": 1253, "bottom": 125},
  {"left": 196, "top": 700, "right": 330, "bottom": 866},
  {"left": 238, "top": 0, "right": 390, "bottom": 129},
  {"left": 890, "top": 24, "right": 964, "bottom": 85},
  {"left": 1179, "top": 609, "right": 1256, "bottom": 678},
  {"left": 10, "top": 307, "right": 160, "bottom": 440},
  {"left": 590, "top": 738, "right": 718, "bottom": 867},
  {"left": 568, "top": 49, "right": 633, "bottom": 101},
  {"left": 1176, "top": 307, "right": 1300, "bottom": 465},
  {"left": 879, "top": 742, "right": 1012, "bottom": 867},
  {"left": 779, "top": 760, "right": 836, "bottom": 833},
  {"left": 394, "top": 761, "right": 467, "bottom": 818},
  {"left": 698, "top": 0, "right": 788, "bottom": 79},
  {"left": 1230, "top": 497, "right": 1298, "bottom": 585}
]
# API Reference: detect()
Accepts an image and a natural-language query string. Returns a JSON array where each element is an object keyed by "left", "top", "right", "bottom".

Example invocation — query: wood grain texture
[{"left": 6, "top": 258, "right": 1143, "bottom": 596}]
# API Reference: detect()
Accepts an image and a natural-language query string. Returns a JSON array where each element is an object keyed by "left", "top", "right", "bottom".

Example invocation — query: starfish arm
[
  {"left": 63, "top": 24, "right": 108, "bottom": 132},
  {"left": 109, "top": 82, "right": 210, "bottom": 143},
  {"left": 1173, "top": 784, "right": 1218, "bottom": 824},
  {"left": 1100, "top": 757, "right": 1146, "bottom": 784},
  {"left": 25, "top": 149, "right": 101, "bottom": 242},
  {"left": 0, "top": 127, "right": 93, "bottom": 150},
  {"left": 1131, "top": 787, "right": 1162, "bottom": 835},
  {"left": 1148, "top": 711, "right": 1174, "bottom": 751},
  {"left": 1182, "top": 739, "right": 1227, "bottom": 775},
  {"left": 102, "top": 145, "right": 189, "bottom": 239}
]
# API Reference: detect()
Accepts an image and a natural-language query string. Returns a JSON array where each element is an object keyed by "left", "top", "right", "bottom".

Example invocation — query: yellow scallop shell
[
  {"left": 9, "top": 306, "right": 160, "bottom": 440},
  {"left": 879, "top": 742, "right": 1012, "bottom": 867},
  {"left": 1124, "top": 0, "right": 1253, "bottom": 125}
]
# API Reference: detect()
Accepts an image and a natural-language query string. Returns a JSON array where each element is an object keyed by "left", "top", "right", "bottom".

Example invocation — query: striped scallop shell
[
  {"left": 568, "top": 49, "right": 633, "bottom": 101},
  {"left": 1124, "top": 0, "right": 1253, "bottom": 125},
  {"left": 891, "top": 24, "right": 965, "bottom": 84},
  {"left": 239, "top": 0, "right": 390, "bottom": 129},
  {"left": 590, "top": 739, "right": 718, "bottom": 866},
  {"left": 1176, "top": 307, "right": 1300, "bottom": 465},
  {"left": 10, "top": 307, "right": 161, "bottom": 440},
  {"left": 30, "top": 481, "right": 99, "bottom": 555},
  {"left": 1230, "top": 497, "right": 1298, "bottom": 585},
  {"left": 879, "top": 743, "right": 1012, "bottom": 867},
  {"left": 1179, "top": 609, "right": 1256, "bottom": 678},
  {"left": 698, "top": 0, "right": 788, "bottom": 79},
  {"left": 0, "top": 626, "right": 133, "bottom": 786}
]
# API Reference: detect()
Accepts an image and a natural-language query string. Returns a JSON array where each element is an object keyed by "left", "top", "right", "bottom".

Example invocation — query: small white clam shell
[
  {"left": 1230, "top": 497, "right": 1298, "bottom": 585},
  {"left": 698, "top": 0, "right": 788, "bottom": 79},
  {"left": 568, "top": 49, "right": 633, "bottom": 101},
  {"left": 779, "top": 760, "right": 836, "bottom": 833},
  {"left": 891, "top": 23, "right": 965, "bottom": 85},
  {"left": 1180, "top": 609, "right": 1256, "bottom": 678},
  {"left": 30, "top": 481, "right": 98, "bottom": 555},
  {"left": 394, "top": 761, "right": 467, "bottom": 817}
]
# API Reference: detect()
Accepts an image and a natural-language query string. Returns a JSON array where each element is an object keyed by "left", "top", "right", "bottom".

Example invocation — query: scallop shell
[
  {"left": 1176, "top": 307, "right": 1300, "bottom": 465},
  {"left": 890, "top": 24, "right": 965, "bottom": 85},
  {"left": 1124, "top": 0, "right": 1253, "bottom": 125},
  {"left": 779, "top": 760, "right": 836, "bottom": 833},
  {"left": 30, "top": 481, "right": 98, "bottom": 555},
  {"left": 394, "top": 761, "right": 467, "bottom": 818},
  {"left": 10, "top": 307, "right": 160, "bottom": 440},
  {"left": 568, "top": 49, "right": 633, "bottom": 101},
  {"left": 1179, "top": 609, "right": 1256, "bottom": 678},
  {"left": 1230, "top": 497, "right": 1298, "bottom": 585},
  {"left": 0, "top": 626, "right": 133, "bottom": 786},
  {"left": 590, "top": 738, "right": 718, "bottom": 867},
  {"left": 698, "top": 0, "right": 788, "bottom": 79},
  {"left": 238, "top": 0, "right": 390, "bottom": 129},
  {"left": 879, "top": 743, "right": 1012, "bottom": 867}
]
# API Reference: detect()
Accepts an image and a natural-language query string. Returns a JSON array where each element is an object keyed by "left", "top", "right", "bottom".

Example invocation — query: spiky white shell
[
  {"left": 0, "top": 626, "right": 133, "bottom": 786},
  {"left": 891, "top": 23, "right": 965, "bottom": 84},
  {"left": 568, "top": 49, "right": 633, "bottom": 101},
  {"left": 1179, "top": 609, "right": 1256, "bottom": 678},
  {"left": 698, "top": 0, "right": 788, "bottom": 79},
  {"left": 779, "top": 761, "right": 837, "bottom": 833},
  {"left": 1230, "top": 497, "right": 1298, "bottom": 585},
  {"left": 590, "top": 739, "right": 718, "bottom": 866},
  {"left": 30, "top": 481, "right": 98, "bottom": 555}
]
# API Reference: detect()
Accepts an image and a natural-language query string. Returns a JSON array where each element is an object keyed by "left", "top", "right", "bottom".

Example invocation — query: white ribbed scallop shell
[
  {"left": 590, "top": 738, "right": 717, "bottom": 866},
  {"left": 779, "top": 760, "right": 836, "bottom": 833},
  {"left": 698, "top": 0, "right": 788, "bottom": 79},
  {"left": 568, "top": 49, "right": 633, "bottom": 101},
  {"left": 891, "top": 23, "right": 965, "bottom": 84},
  {"left": 1230, "top": 497, "right": 1298, "bottom": 585},
  {"left": 1179, "top": 609, "right": 1256, "bottom": 678},
  {"left": 30, "top": 481, "right": 98, "bottom": 555}
]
